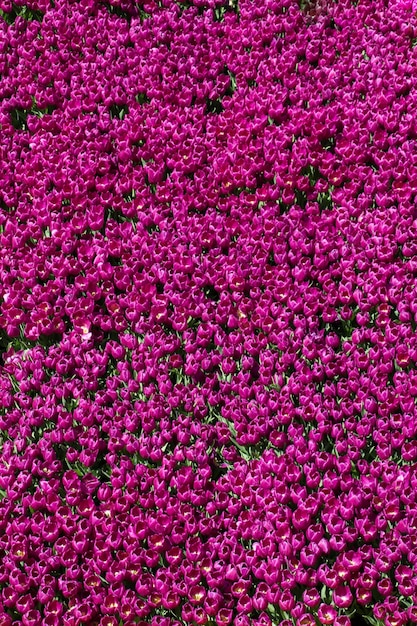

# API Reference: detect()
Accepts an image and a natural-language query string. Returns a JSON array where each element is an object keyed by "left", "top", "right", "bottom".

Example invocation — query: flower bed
[{"left": 1, "top": 0, "right": 417, "bottom": 624}]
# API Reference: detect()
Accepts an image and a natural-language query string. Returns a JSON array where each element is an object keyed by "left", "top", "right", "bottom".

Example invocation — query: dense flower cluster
[{"left": 1, "top": 0, "right": 417, "bottom": 624}]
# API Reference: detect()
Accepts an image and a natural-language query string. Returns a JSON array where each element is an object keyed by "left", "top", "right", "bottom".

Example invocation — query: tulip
[
  {"left": 216, "top": 609, "right": 233, "bottom": 625},
  {"left": 302, "top": 588, "right": 320, "bottom": 608},
  {"left": 332, "top": 585, "right": 353, "bottom": 609},
  {"left": 317, "top": 604, "right": 338, "bottom": 624},
  {"left": 297, "top": 615, "right": 316, "bottom": 626}
]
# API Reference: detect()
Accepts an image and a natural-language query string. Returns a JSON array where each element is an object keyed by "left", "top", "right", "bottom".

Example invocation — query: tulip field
[{"left": 1, "top": 0, "right": 417, "bottom": 624}]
